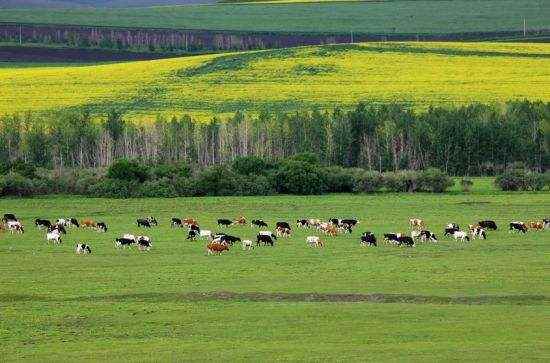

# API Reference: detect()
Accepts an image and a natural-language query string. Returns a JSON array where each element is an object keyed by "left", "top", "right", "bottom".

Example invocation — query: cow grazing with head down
[
  {"left": 171, "top": 218, "right": 183, "bottom": 228},
  {"left": 70, "top": 218, "right": 80, "bottom": 228},
  {"left": 2, "top": 213, "right": 17, "bottom": 223},
  {"left": 81, "top": 219, "right": 97, "bottom": 229},
  {"left": 6, "top": 221, "right": 24, "bottom": 234},
  {"left": 115, "top": 237, "right": 136, "bottom": 248},
  {"left": 256, "top": 233, "right": 275, "bottom": 246},
  {"left": 296, "top": 219, "right": 309, "bottom": 228},
  {"left": 471, "top": 226, "right": 487, "bottom": 240},
  {"left": 528, "top": 221, "right": 543, "bottom": 231},
  {"left": 49, "top": 224, "right": 67, "bottom": 235},
  {"left": 35, "top": 219, "right": 52, "bottom": 229},
  {"left": 478, "top": 220, "right": 497, "bottom": 230},
  {"left": 75, "top": 243, "right": 92, "bottom": 254},
  {"left": 233, "top": 216, "right": 246, "bottom": 226},
  {"left": 217, "top": 219, "right": 232, "bottom": 227},
  {"left": 306, "top": 236, "right": 324, "bottom": 248},
  {"left": 276, "top": 226, "right": 291, "bottom": 238},
  {"left": 397, "top": 236, "right": 415, "bottom": 247},
  {"left": 509, "top": 221, "right": 527, "bottom": 234},
  {"left": 137, "top": 218, "right": 152, "bottom": 228},
  {"left": 97, "top": 222, "right": 108, "bottom": 233},
  {"left": 206, "top": 242, "right": 229, "bottom": 255},
  {"left": 137, "top": 236, "right": 152, "bottom": 251},
  {"left": 360, "top": 232, "right": 377, "bottom": 247},
  {"left": 220, "top": 234, "right": 241, "bottom": 246},
  {"left": 46, "top": 230, "right": 62, "bottom": 244},
  {"left": 187, "top": 230, "right": 198, "bottom": 241},
  {"left": 420, "top": 230, "right": 437, "bottom": 243},
  {"left": 452, "top": 230, "right": 470, "bottom": 242},
  {"left": 252, "top": 219, "right": 268, "bottom": 228},
  {"left": 383, "top": 233, "right": 402, "bottom": 244}
]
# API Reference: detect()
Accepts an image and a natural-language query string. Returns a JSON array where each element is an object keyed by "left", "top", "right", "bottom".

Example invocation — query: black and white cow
[
  {"left": 383, "top": 233, "right": 401, "bottom": 244},
  {"left": 187, "top": 230, "right": 198, "bottom": 241},
  {"left": 137, "top": 236, "right": 152, "bottom": 251},
  {"left": 444, "top": 224, "right": 460, "bottom": 236},
  {"left": 220, "top": 234, "right": 241, "bottom": 245},
  {"left": 115, "top": 237, "right": 136, "bottom": 248},
  {"left": 251, "top": 219, "right": 268, "bottom": 228},
  {"left": 256, "top": 233, "right": 275, "bottom": 246},
  {"left": 544, "top": 218, "right": 550, "bottom": 230},
  {"left": 217, "top": 219, "right": 233, "bottom": 227},
  {"left": 75, "top": 243, "right": 92, "bottom": 254},
  {"left": 509, "top": 221, "right": 527, "bottom": 234},
  {"left": 2, "top": 213, "right": 17, "bottom": 223},
  {"left": 48, "top": 224, "right": 67, "bottom": 235},
  {"left": 419, "top": 230, "right": 438, "bottom": 243},
  {"left": 97, "top": 222, "right": 108, "bottom": 232},
  {"left": 341, "top": 219, "right": 359, "bottom": 227},
  {"left": 360, "top": 232, "right": 377, "bottom": 247},
  {"left": 35, "top": 219, "right": 52, "bottom": 229},
  {"left": 70, "top": 218, "right": 80, "bottom": 228},
  {"left": 171, "top": 218, "right": 183, "bottom": 228},
  {"left": 137, "top": 218, "right": 152, "bottom": 228},
  {"left": 471, "top": 226, "right": 487, "bottom": 240},
  {"left": 478, "top": 220, "right": 497, "bottom": 230},
  {"left": 397, "top": 236, "right": 415, "bottom": 247},
  {"left": 296, "top": 219, "right": 309, "bottom": 228},
  {"left": 189, "top": 224, "right": 200, "bottom": 232}
]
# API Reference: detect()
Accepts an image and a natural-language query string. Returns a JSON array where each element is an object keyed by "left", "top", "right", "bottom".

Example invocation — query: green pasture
[{"left": 0, "top": 186, "right": 549, "bottom": 360}]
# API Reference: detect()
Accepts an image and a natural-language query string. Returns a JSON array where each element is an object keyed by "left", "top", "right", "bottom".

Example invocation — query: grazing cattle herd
[{"left": 1, "top": 213, "right": 548, "bottom": 256}]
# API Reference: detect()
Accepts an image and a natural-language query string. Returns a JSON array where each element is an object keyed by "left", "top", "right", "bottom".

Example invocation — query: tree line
[{"left": 0, "top": 100, "right": 548, "bottom": 176}]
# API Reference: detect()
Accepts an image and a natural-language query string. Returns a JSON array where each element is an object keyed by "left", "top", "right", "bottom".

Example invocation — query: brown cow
[
  {"left": 409, "top": 218, "right": 425, "bottom": 230},
  {"left": 183, "top": 218, "right": 198, "bottom": 227},
  {"left": 233, "top": 216, "right": 246, "bottom": 226},
  {"left": 529, "top": 221, "right": 543, "bottom": 231},
  {"left": 206, "top": 242, "right": 229, "bottom": 255},
  {"left": 81, "top": 219, "right": 97, "bottom": 228}
]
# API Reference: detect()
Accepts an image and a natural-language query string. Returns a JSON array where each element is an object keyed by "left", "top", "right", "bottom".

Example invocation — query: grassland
[
  {"left": 1, "top": 41, "right": 549, "bottom": 122},
  {"left": 0, "top": 0, "right": 547, "bottom": 35},
  {"left": 1, "top": 182, "right": 549, "bottom": 360}
]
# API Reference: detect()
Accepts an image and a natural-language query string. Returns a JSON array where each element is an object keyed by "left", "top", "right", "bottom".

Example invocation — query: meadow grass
[
  {"left": 0, "top": 42, "right": 548, "bottom": 122},
  {"left": 0, "top": 0, "right": 546, "bottom": 34},
  {"left": 0, "top": 181, "right": 549, "bottom": 360}
]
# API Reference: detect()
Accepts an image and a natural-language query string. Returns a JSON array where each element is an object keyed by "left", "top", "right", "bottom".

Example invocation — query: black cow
[
  {"left": 70, "top": 218, "right": 80, "bottom": 228},
  {"left": 478, "top": 220, "right": 497, "bottom": 230},
  {"left": 220, "top": 235, "right": 241, "bottom": 245},
  {"left": 256, "top": 234, "right": 275, "bottom": 246},
  {"left": 115, "top": 238, "right": 135, "bottom": 248},
  {"left": 3, "top": 213, "right": 17, "bottom": 222},
  {"left": 217, "top": 219, "right": 232, "bottom": 227},
  {"left": 171, "top": 218, "right": 183, "bottom": 228},
  {"left": 360, "top": 232, "right": 377, "bottom": 247},
  {"left": 341, "top": 219, "right": 358, "bottom": 227},
  {"left": 97, "top": 222, "right": 108, "bottom": 232},
  {"left": 187, "top": 230, "right": 198, "bottom": 241},
  {"left": 251, "top": 219, "right": 268, "bottom": 228},
  {"left": 509, "top": 222, "right": 527, "bottom": 234},
  {"left": 276, "top": 221, "right": 291, "bottom": 230},
  {"left": 137, "top": 219, "right": 151, "bottom": 228},
  {"left": 397, "top": 236, "right": 415, "bottom": 247},
  {"left": 35, "top": 219, "right": 52, "bottom": 229}
]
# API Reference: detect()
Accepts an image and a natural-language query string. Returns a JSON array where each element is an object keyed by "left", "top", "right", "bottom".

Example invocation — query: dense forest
[{"left": 0, "top": 100, "right": 548, "bottom": 176}]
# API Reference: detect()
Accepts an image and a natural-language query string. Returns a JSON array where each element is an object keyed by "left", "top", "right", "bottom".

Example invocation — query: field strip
[{"left": 2, "top": 292, "right": 548, "bottom": 305}]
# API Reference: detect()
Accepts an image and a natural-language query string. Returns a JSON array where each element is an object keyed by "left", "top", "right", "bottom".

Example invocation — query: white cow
[
  {"left": 452, "top": 230, "right": 470, "bottom": 242},
  {"left": 242, "top": 240, "right": 254, "bottom": 251},
  {"left": 306, "top": 236, "right": 323, "bottom": 248},
  {"left": 46, "top": 230, "right": 62, "bottom": 244},
  {"left": 199, "top": 230, "right": 213, "bottom": 240}
]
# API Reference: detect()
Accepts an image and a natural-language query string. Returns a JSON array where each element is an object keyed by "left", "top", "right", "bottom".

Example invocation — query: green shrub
[
  {"left": 383, "top": 170, "right": 420, "bottom": 192},
  {"left": 274, "top": 160, "right": 326, "bottom": 195},
  {"left": 173, "top": 177, "right": 198, "bottom": 197},
  {"left": 323, "top": 166, "right": 361, "bottom": 193},
  {"left": 418, "top": 168, "right": 454, "bottom": 193},
  {"left": 356, "top": 171, "right": 384, "bottom": 193},
  {"left": 138, "top": 178, "right": 176, "bottom": 197},
  {"left": 231, "top": 156, "right": 269, "bottom": 176},
  {"left": 234, "top": 175, "right": 274, "bottom": 196},
  {"left": 0, "top": 173, "right": 34, "bottom": 197},
  {"left": 495, "top": 169, "right": 545, "bottom": 191},
  {"left": 107, "top": 159, "right": 148, "bottom": 182},
  {"left": 194, "top": 165, "right": 239, "bottom": 196},
  {"left": 460, "top": 177, "right": 474, "bottom": 192},
  {"left": 88, "top": 178, "right": 139, "bottom": 198}
]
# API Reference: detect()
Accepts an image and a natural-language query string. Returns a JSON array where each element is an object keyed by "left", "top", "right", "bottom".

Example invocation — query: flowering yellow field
[{"left": 1, "top": 42, "right": 549, "bottom": 122}]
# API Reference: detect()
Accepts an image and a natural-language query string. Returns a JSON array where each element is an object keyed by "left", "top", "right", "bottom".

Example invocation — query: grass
[
  {"left": 0, "top": 0, "right": 547, "bottom": 34},
  {"left": 0, "top": 180, "right": 549, "bottom": 360},
  {"left": 0, "top": 41, "right": 549, "bottom": 122}
]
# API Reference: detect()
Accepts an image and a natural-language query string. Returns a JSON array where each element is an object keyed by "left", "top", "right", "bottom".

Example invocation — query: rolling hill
[
  {"left": 0, "top": 0, "right": 546, "bottom": 34},
  {"left": 1, "top": 42, "right": 549, "bottom": 121}
]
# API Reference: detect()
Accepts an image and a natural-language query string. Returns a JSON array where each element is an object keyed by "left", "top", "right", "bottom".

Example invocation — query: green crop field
[
  {"left": 1, "top": 41, "right": 549, "bottom": 122},
  {"left": 1, "top": 182, "right": 549, "bottom": 360},
  {"left": 0, "top": 0, "right": 547, "bottom": 34}
]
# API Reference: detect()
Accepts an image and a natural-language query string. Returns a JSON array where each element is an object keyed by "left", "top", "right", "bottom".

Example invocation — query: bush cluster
[{"left": 7, "top": 156, "right": 538, "bottom": 198}]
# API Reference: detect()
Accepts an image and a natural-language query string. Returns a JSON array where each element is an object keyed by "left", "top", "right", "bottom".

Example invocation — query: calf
[
  {"left": 171, "top": 218, "right": 183, "bottom": 228},
  {"left": 242, "top": 240, "right": 254, "bottom": 251},
  {"left": 35, "top": 219, "right": 52, "bottom": 229},
  {"left": 306, "top": 236, "right": 323, "bottom": 248},
  {"left": 7, "top": 221, "right": 24, "bottom": 234},
  {"left": 46, "top": 230, "right": 62, "bottom": 244},
  {"left": 75, "top": 243, "right": 92, "bottom": 254},
  {"left": 206, "top": 242, "right": 229, "bottom": 255},
  {"left": 452, "top": 230, "right": 470, "bottom": 242},
  {"left": 419, "top": 230, "right": 438, "bottom": 243},
  {"left": 252, "top": 219, "right": 268, "bottom": 228},
  {"left": 478, "top": 220, "right": 497, "bottom": 230},
  {"left": 97, "top": 222, "right": 108, "bottom": 232},
  {"left": 217, "top": 219, "right": 232, "bottom": 227},
  {"left": 360, "top": 232, "right": 377, "bottom": 247},
  {"left": 509, "top": 221, "right": 527, "bottom": 234},
  {"left": 256, "top": 234, "right": 275, "bottom": 246}
]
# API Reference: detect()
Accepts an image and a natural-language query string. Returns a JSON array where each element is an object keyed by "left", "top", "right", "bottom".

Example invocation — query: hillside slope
[
  {"left": 0, "top": 0, "right": 546, "bottom": 34},
  {"left": 1, "top": 42, "right": 549, "bottom": 121}
]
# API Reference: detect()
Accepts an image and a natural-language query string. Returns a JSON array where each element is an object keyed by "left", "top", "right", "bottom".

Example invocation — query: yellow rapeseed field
[{"left": 0, "top": 42, "right": 548, "bottom": 122}]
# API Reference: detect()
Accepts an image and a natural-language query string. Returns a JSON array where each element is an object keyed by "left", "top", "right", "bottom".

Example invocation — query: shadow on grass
[{"left": 1, "top": 292, "right": 548, "bottom": 305}]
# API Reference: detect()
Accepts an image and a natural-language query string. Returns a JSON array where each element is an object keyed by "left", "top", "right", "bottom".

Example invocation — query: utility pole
[
  {"left": 523, "top": 18, "right": 527, "bottom": 37},
  {"left": 19, "top": 24, "right": 22, "bottom": 45}
]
